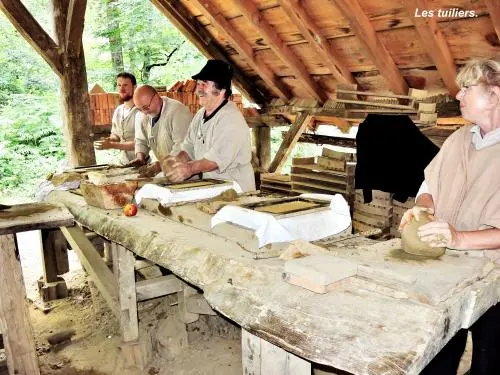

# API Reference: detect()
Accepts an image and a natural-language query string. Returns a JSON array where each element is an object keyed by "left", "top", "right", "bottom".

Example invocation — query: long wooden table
[{"left": 47, "top": 190, "right": 500, "bottom": 375}]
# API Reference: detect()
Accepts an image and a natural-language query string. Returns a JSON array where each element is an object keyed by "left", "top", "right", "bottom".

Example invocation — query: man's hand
[
  {"left": 124, "top": 158, "right": 147, "bottom": 168},
  {"left": 165, "top": 162, "right": 193, "bottom": 182},
  {"left": 399, "top": 206, "right": 435, "bottom": 231},
  {"left": 94, "top": 137, "right": 114, "bottom": 150},
  {"left": 160, "top": 156, "right": 177, "bottom": 175},
  {"left": 418, "top": 220, "right": 459, "bottom": 248},
  {"left": 138, "top": 161, "right": 161, "bottom": 178}
]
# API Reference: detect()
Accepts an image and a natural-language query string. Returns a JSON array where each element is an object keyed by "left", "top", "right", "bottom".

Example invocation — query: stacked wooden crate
[
  {"left": 260, "top": 173, "right": 293, "bottom": 195},
  {"left": 89, "top": 93, "right": 120, "bottom": 127},
  {"left": 323, "top": 85, "right": 438, "bottom": 127},
  {"left": 290, "top": 149, "right": 355, "bottom": 203},
  {"left": 352, "top": 190, "right": 393, "bottom": 235},
  {"left": 391, "top": 198, "right": 415, "bottom": 238}
]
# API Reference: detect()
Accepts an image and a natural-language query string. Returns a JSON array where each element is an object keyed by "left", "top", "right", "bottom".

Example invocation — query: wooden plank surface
[
  {"left": 48, "top": 191, "right": 500, "bottom": 374},
  {"left": 0, "top": 203, "right": 73, "bottom": 235}
]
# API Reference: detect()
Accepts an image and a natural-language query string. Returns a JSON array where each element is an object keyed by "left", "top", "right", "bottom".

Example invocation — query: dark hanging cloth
[{"left": 355, "top": 114, "right": 439, "bottom": 203}]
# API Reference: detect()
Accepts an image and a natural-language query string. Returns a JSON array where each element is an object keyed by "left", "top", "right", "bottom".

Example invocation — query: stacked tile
[
  {"left": 290, "top": 149, "right": 355, "bottom": 203},
  {"left": 353, "top": 190, "right": 393, "bottom": 235},
  {"left": 89, "top": 93, "right": 120, "bottom": 126},
  {"left": 260, "top": 173, "right": 293, "bottom": 195}
]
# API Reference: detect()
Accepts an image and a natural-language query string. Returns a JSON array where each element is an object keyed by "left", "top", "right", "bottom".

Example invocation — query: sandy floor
[{"left": 1, "top": 230, "right": 471, "bottom": 375}]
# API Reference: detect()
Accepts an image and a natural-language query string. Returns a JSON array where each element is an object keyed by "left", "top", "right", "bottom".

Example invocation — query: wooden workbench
[{"left": 47, "top": 190, "right": 500, "bottom": 375}]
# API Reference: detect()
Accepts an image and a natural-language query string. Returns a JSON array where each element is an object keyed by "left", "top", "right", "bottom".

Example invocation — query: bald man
[{"left": 130, "top": 85, "right": 192, "bottom": 177}]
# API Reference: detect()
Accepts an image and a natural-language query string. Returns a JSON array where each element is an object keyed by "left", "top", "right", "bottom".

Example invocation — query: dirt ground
[{"left": 1, "top": 230, "right": 471, "bottom": 375}]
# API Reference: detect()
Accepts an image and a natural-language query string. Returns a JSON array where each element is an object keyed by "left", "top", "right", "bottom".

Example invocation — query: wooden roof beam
[
  {"left": 190, "top": 0, "right": 292, "bottom": 101},
  {"left": 150, "top": 0, "right": 266, "bottom": 105},
  {"left": 331, "top": 0, "right": 409, "bottom": 95},
  {"left": 65, "top": 0, "right": 87, "bottom": 57},
  {"left": 406, "top": 0, "right": 458, "bottom": 96},
  {"left": 485, "top": 0, "right": 500, "bottom": 42},
  {"left": 232, "top": 0, "right": 329, "bottom": 103},
  {"left": 276, "top": 0, "right": 355, "bottom": 85},
  {"left": 0, "top": 0, "right": 63, "bottom": 76}
]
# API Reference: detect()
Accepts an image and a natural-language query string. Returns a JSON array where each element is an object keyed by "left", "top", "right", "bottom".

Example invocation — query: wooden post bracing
[{"left": 268, "top": 112, "right": 312, "bottom": 173}]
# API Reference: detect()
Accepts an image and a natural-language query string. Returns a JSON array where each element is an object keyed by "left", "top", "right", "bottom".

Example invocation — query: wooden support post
[
  {"left": 38, "top": 228, "right": 69, "bottom": 301},
  {"left": 242, "top": 329, "right": 311, "bottom": 375},
  {"left": 111, "top": 243, "right": 146, "bottom": 370},
  {"left": 0, "top": 234, "right": 40, "bottom": 375},
  {"left": 52, "top": 0, "right": 95, "bottom": 167},
  {"left": 177, "top": 281, "right": 199, "bottom": 324},
  {"left": 253, "top": 126, "right": 271, "bottom": 172},
  {"left": 268, "top": 112, "right": 312, "bottom": 173}
]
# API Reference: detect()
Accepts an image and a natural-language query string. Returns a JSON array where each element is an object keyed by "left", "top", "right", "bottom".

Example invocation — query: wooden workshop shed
[{"left": 1, "top": 0, "right": 500, "bottom": 169}]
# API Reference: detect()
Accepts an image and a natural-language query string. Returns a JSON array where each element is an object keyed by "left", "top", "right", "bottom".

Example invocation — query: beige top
[
  {"left": 425, "top": 125, "right": 500, "bottom": 257},
  {"left": 111, "top": 104, "right": 143, "bottom": 164},
  {"left": 135, "top": 97, "right": 192, "bottom": 162},
  {"left": 180, "top": 101, "right": 256, "bottom": 192}
]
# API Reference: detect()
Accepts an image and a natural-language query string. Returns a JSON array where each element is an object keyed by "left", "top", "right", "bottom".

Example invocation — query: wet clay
[{"left": 401, "top": 213, "right": 446, "bottom": 257}]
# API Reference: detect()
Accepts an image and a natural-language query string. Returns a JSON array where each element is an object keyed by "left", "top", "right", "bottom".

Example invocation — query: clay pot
[{"left": 401, "top": 213, "right": 446, "bottom": 257}]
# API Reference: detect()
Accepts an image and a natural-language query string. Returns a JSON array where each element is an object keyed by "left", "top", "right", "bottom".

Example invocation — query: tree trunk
[
  {"left": 52, "top": 0, "right": 96, "bottom": 167},
  {"left": 105, "top": 0, "right": 124, "bottom": 75}
]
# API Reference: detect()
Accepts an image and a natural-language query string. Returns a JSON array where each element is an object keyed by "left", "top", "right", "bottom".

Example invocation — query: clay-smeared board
[
  {"left": 0, "top": 203, "right": 74, "bottom": 234},
  {"left": 242, "top": 197, "right": 330, "bottom": 217},
  {"left": 160, "top": 178, "right": 232, "bottom": 191}
]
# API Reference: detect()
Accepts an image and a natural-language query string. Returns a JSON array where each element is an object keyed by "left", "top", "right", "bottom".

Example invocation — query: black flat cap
[{"left": 192, "top": 59, "right": 233, "bottom": 87}]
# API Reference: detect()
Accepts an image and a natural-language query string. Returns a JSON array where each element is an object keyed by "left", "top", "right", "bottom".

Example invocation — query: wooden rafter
[
  {"left": 485, "top": 0, "right": 500, "bottom": 42},
  {"left": 268, "top": 111, "right": 313, "bottom": 173},
  {"left": 0, "top": 0, "right": 63, "bottom": 76},
  {"left": 232, "top": 0, "right": 329, "bottom": 103},
  {"left": 150, "top": 0, "right": 266, "bottom": 104},
  {"left": 406, "top": 0, "right": 458, "bottom": 96},
  {"left": 65, "top": 0, "right": 87, "bottom": 57},
  {"left": 190, "top": 0, "right": 292, "bottom": 101},
  {"left": 276, "top": 0, "right": 355, "bottom": 85},
  {"left": 331, "top": 0, "right": 408, "bottom": 95}
]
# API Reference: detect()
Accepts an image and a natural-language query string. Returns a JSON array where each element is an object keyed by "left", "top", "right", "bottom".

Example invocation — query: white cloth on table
[
  {"left": 135, "top": 180, "right": 242, "bottom": 205},
  {"left": 211, "top": 194, "right": 351, "bottom": 248}
]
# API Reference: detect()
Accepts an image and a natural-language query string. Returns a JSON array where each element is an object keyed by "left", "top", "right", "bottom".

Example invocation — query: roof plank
[
  {"left": 190, "top": 0, "right": 292, "bottom": 101},
  {"left": 232, "top": 0, "right": 329, "bottom": 102},
  {"left": 151, "top": 0, "right": 267, "bottom": 104},
  {"left": 0, "top": 0, "right": 63, "bottom": 76},
  {"left": 406, "top": 0, "right": 458, "bottom": 96},
  {"left": 65, "top": 0, "right": 87, "bottom": 57},
  {"left": 485, "top": 0, "right": 500, "bottom": 42},
  {"left": 276, "top": 0, "right": 355, "bottom": 85},
  {"left": 331, "top": 0, "right": 409, "bottom": 95}
]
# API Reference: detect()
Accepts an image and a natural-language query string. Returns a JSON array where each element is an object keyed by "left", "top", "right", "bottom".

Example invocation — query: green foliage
[
  {"left": 85, "top": 0, "right": 206, "bottom": 89},
  {"left": 0, "top": 95, "right": 65, "bottom": 201}
]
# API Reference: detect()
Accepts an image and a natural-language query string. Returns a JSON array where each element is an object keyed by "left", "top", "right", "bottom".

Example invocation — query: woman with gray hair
[{"left": 399, "top": 57, "right": 500, "bottom": 374}]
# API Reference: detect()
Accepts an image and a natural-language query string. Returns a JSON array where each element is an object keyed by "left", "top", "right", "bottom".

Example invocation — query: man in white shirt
[
  {"left": 132, "top": 85, "right": 192, "bottom": 177},
  {"left": 94, "top": 72, "right": 142, "bottom": 165},
  {"left": 162, "top": 60, "right": 255, "bottom": 192}
]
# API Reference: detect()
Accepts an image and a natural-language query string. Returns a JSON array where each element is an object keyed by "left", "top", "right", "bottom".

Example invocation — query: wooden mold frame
[
  {"left": 158, "top": 178, "right": 233, "bottom": 192},
  {"left": 241, "top": 196, "right": 330, "bottom": 219}
]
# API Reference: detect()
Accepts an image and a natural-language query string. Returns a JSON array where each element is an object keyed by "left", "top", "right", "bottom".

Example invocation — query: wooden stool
[{"left": 0, "top": 203, "right": 73, "bottom": 375}]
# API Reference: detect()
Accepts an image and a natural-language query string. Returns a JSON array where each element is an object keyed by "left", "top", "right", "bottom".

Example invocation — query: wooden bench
[{"left": 0, "top": 202, "right": 73, "bottom": 375}]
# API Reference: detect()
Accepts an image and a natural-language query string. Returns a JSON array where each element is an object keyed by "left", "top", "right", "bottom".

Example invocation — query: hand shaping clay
[{"left": 401, "top": 213, "right": 446, "bottom": 257}]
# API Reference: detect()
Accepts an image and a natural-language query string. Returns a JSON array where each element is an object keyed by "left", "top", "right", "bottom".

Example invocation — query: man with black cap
[{"left": 162, "top": 59, "right": 256, "bottom": 192}]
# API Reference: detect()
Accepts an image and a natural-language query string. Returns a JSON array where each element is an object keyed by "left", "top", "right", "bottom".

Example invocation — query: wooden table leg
[
  {"left": 38, "top": 229, "right": 69, "bottom": 301},
  {"left": 112, "top": 243, "right": 146, "bottom": 369},
  {"left": 242, "top": 329, "right": 311, "bottom": 375},
  {"left": 0, "top": 234, "right": 40, "bottom": 375}
]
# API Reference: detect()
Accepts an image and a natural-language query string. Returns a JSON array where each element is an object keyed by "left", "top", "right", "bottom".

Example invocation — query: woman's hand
[
  {"left": 418, "top": 220, "right": 459, "bottom": 248},
  {"left": 399, "top": 206, "right": 435, "bottom": 231}
]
